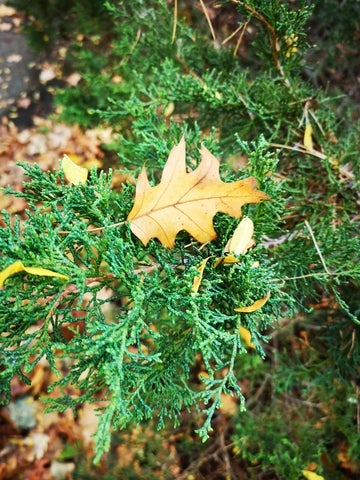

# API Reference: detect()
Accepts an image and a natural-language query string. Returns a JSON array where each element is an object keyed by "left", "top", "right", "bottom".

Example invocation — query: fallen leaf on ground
[
  {"left": 127, "top": 137, "right": 268, "bottom": 247},
  {"left": 0, "top": 5, "right": 16, "bottom": 16}
]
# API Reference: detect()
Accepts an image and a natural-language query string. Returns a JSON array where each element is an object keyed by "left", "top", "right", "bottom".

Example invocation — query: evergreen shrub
[{"left": 2, "top": 0, "right": 360, "bottom": 474}]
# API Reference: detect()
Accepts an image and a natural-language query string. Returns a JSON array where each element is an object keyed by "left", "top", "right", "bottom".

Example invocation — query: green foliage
[
  {"left": 231, "top": 305, "right": 360, "bottom": 479},
  {"left": 5, "top": 0, "right": 112, "bottom": 51},
  {"left": 234, "top": 410, "right": 325, "bottom": 479},
  {"left": 0, "top": 144, "right": 280, "bottom": 461},
  {"left": 2, "top": 0, "right": 360, "bottom": 474}
]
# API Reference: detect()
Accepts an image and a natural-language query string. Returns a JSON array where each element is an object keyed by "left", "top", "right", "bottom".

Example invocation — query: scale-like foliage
[
  {"left": 0, "top": 142, "right": 278, "bottom": 461},
  {"left": 2, "top": 0, "right": 359, "bottom": 474}
]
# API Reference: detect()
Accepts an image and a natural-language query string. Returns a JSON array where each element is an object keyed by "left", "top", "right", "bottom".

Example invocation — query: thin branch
[
  {"left": 271, "top": 142, "right": 355, "bottom": 181},
  {"left": 119, "top": 28, "right": 142, "bottom": 67},
  {"left": 230, "top": 0, "right": 291, "bottom": 88},
  {"left": 199, "top": 0, "right": 216, "bottom": 41},
  {"left": 233, "top": 21, "right": 248, "bottom": 57},
  {"left": 269, "top": 271, "right": 353, "bottom": 283},
  {"left": 283, "top": 272, "right": 339, "bottom": 281},
  {"left": 88, "top": 221, "right": 126, "bottom": 232},
  {"left": 59, "top": 220, "right": 125, "bottom": 235},
  {"left": 268, "top": 270, "right": 353, "bottom": 282},
  {"left": 246, "top": 373, "right": 273, "bottom": 409},
  {"left": 270, "top": 142, "right": 327, "bottom": 160},
  {"left": 172, "top": 0, "right": 177, "bottom": 43},
  {"left": 219, "top": 430, "right": 237, "bottom": 480},
  {"left": 304, "top": 220, "right": 330, "bottom": 274},
  {"left": 222, "top": 23, "right": 243, "bottom": 45}
]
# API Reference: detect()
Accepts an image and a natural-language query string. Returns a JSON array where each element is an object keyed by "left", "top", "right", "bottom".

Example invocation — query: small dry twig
[
  {"left": 229, "top": 0, "right": 291, "bottom": 88},
  {"left": 304, "top": 219, "right": 330, "bottom": 274},
  {"left": 172, "top": 0, "right": 178, "bottom": 43},
  {"left": 199, "top": 0, "right": 217, "bottom": 41},
  {"left": 233, "top": 21, "right": 248, "bottom": 57}
]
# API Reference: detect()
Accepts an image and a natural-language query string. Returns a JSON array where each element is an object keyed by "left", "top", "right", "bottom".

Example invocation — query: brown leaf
[{"left": 127, "top": 137, "right": 269, "bottom": 247}]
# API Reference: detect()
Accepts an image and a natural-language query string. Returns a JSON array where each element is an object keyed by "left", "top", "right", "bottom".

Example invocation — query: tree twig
[
  {"left": 233, "top": 21, "right": 248, "bottom": 57},
  {"left": 172, "top": 0, "right": 178, "bottom": 43},
  {"left": 304, "top": 219, "right": 330, "bottom": 274},
  {"left": 230, "top": 0, "right": 291, "bottom": 88},
  {"left": 199, "top": 0, "right": 216, "bottom": 41}
]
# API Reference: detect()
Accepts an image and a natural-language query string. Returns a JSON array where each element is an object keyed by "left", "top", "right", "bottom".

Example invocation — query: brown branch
[
  {"left": 222, "top": 23, "right": 243, "bottom": 45},
  {"left": 233, "top": 21, "right": 248, "bottom": 57},
  {"left": 199, "top": 0, "right": 216, "bottom": 41},
  {"left": 58, "top": 220, "right": 126, "bottom": 235},
  {"left": 172, "top": 0, "right": 178, "bottom": 43},
  {"left": 304, "top": 220, "right": 330, "bottom": 274},
  {"left": 230, "top": 0, "right": 291, "bottom": 88}
]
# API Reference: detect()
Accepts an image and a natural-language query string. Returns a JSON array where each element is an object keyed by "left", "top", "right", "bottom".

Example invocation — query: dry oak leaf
[{"left": 127, "top": 137, "right": 269, "bottom": 248}]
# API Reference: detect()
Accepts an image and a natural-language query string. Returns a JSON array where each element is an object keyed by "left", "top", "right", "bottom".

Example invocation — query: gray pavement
[{"left": 0, "top": 1, "right": 39, "bottom": 119}]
